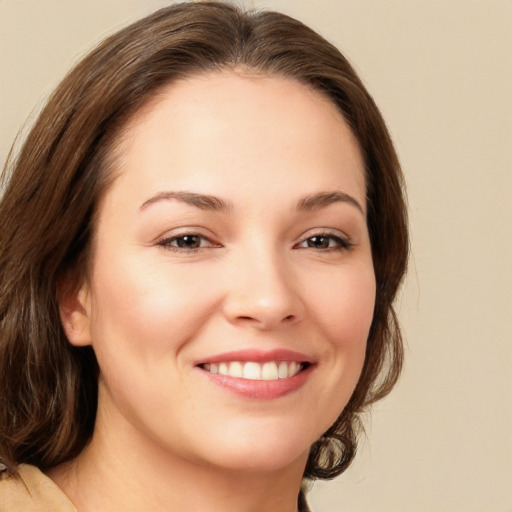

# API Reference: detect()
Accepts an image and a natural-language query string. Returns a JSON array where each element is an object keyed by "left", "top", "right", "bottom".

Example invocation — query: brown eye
[
  {"left": 158, "top": 233, "right": 221, "bottom": 252},
  {"left": 306, "top": 236, "right": 331, "bottom": 249},
  {"left": 175, "top": 235, "right": 201, "bottom": 249},
  {"left": 297, "top": 233, "right": 353, "bottom": 252}
]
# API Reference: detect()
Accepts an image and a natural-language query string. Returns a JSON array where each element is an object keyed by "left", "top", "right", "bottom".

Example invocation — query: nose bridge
[{"left": 223, "top": 238, "right": 303, "bottom": 328}]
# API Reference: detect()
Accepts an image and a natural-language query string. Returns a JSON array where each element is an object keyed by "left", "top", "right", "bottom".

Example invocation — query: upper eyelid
[
  {"left": 297, "top": 227, "right": 351, "bottom": 242},
  {"left": 155, "top": 226, "right": 218, "bottom": 242}
]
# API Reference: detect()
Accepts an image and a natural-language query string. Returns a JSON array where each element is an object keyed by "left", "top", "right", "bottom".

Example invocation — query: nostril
[{"left": 237, "top": 314, "right": 296, "bottom": 323}]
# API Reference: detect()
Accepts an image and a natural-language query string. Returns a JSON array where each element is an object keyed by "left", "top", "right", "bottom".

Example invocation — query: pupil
[
  {"left": 309, "top": 236, "right": 328, "bottom": 248},
  {"left": 178, "top": 235, "right": 200, "bottom": 248}
]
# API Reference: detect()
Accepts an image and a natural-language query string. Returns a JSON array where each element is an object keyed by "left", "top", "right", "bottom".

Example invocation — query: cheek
[
  {"left": 86, "top": 255, "right": 217, "bottom": 428},
  {"left": 88, "top": 253, "right": 221, "bottom": 363},
  {"left": 295, "top": 263, "right": 375, "bottom": 435},
  {"left": 310, "top": 264, "right": 376, "bottom": 346},
  {"left": 309, "top": 263, "right": 375, "bottom": 385}
]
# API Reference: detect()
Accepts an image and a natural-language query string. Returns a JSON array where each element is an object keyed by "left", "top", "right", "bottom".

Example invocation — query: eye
[
  {"left": 158, "top": 233, "right": 221, "bottom": 253},
  {"left": 296, "top": 232, "right": 353, "bottom": 252}
]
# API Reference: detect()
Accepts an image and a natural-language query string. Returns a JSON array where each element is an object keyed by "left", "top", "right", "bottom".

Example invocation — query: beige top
[{"left": 0, "top": 464, "right": 76, "bottom": 512}]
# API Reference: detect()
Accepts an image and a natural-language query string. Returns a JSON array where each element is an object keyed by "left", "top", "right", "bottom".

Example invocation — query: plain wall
[{"left": 1, "top": 1, "right": 511, "bottom": 511}]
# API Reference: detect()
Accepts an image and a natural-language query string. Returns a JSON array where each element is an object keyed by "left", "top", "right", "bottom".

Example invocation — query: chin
[
  {"left": 187, "top": 419, "right": 317, "bottom": 474},
  {"left": 208, "top": 443, "right": 310, "bottom": 474}
]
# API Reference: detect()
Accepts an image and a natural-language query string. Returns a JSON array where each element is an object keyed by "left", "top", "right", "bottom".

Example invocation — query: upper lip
[{"left": 195, "top": 348, "right": 315, "bottom": 366}]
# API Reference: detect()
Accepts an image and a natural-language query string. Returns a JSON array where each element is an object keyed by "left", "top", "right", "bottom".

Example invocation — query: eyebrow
[
  {"left": 139, "top": 189, "right": 364, "bottom": 215},
  {"left": 139, "top": 191, "right": 233, "bottom": 212},
  {"left": 297, "top": 190, "right": 365, "bottom": 216}
]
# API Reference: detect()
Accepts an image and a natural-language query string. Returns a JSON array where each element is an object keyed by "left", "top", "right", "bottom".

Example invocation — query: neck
[{"left": 47, "top": 393, "right": 307, "bottom": 512}]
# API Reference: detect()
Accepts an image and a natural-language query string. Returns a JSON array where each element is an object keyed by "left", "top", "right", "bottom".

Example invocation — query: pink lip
[
  {"left": 194, "top": 349, "right": 315, "bottom": 400},
  {"left": 198, "top": 364, "right": 314, "bottom": 400},
  {"left": 195, "top": 348, "right": 314, "bottom": 365}
]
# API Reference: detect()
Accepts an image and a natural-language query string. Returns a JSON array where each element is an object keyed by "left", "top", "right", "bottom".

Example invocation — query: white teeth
[
  {"left": 289, "top": 361, "right": 300, "bottom": 376},
  {"left": 203, "top": 361, "right": 303, "bottom": 380},
  {"left": 229, "top": 361, "right": 243, "bottom": 378},
  {"left": 261, "top": 361, "right": 279, "bottom": 380},
  {"left": 278, "top": 361, "right": 289, "bottom": 378},
  {"left": 243, "top": 362, "right": 261, "bottom": 380}
]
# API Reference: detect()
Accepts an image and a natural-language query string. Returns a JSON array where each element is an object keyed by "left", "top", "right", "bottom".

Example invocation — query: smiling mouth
[{"left": 199, "top": 361, "right": 310, "bottom": 380}]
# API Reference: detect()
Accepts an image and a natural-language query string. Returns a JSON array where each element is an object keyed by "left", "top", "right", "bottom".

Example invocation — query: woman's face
[{"left": 69, "top": 72, "right": 375, "bottom": 473}]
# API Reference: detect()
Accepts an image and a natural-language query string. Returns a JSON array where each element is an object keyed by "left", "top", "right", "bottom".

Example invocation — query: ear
[{"left": 57, "top": 277, "right": 93, "bottom": 347}]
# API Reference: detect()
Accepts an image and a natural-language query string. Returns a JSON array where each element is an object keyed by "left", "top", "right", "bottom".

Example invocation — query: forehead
[{"left": 107, "top": 71, "right": 366, "bottom": 211}]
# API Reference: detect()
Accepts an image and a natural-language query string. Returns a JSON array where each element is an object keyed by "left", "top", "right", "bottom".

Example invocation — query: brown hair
[{"left": 0, "top": 1, "right": 407, "bottom": 507}]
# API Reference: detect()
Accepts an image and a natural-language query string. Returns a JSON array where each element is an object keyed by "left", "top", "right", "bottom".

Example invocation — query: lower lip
[{"left": 198, "top": 365, "right": 314, "bottom": 399}]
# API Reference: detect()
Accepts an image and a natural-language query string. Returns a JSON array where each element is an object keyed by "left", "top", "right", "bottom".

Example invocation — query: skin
[{"left": 52, "top": 72, "right": 376, "bottom": 512}]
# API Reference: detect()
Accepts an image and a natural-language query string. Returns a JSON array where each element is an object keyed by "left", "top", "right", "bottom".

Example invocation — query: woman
[{"left": 0, "top": 2, "right": 408, "bottom": 511}]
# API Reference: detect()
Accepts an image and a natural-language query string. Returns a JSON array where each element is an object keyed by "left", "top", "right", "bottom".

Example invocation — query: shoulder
[{"left": 0, "top": 464, "right": 76, "bottom": 512}]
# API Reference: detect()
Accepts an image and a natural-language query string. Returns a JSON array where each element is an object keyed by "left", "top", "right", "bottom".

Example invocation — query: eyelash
[
  {"left": 295, "top": 232, "right": 354, "bottom": 252},
  {"left": 157, "top": 233, "right": 221, "bottom": 253},
  {"left": 157, "top": 231, "right": 353, "bottom": 254}
]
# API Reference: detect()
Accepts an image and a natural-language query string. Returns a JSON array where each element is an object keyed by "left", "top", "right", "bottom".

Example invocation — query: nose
[{"left": 222, "top": 248, "right": 305, "bottom": 331}]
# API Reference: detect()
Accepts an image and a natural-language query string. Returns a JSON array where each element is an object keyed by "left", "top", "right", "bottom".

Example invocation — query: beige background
[{"left": 1, "top": 1, "right": 511, "bottom": 511}]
